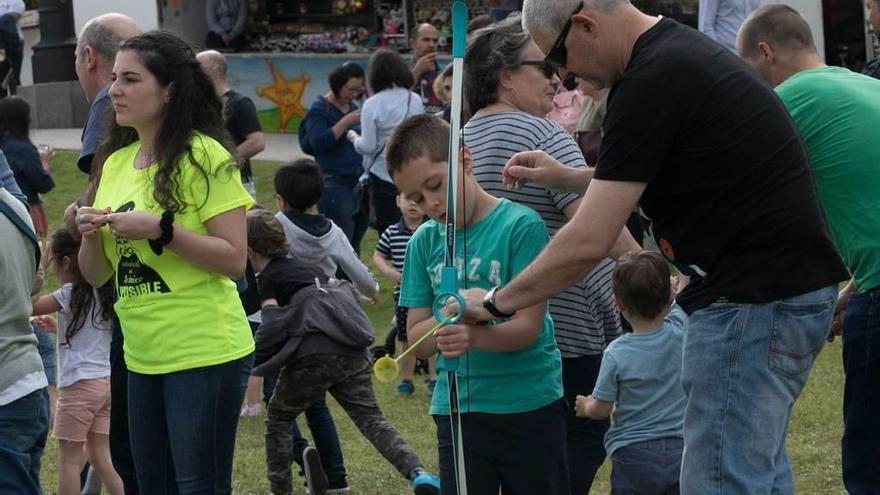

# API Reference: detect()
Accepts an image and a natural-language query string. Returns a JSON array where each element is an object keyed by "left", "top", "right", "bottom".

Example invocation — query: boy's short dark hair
[
  {"left": 612, "top": 251, "right": 671, "bottom": 320},
  {"left": 246, "top": 209, "right": 289, "bottom": 259},
  {"left": 274, "top": 159, "right": 324, "bottom": 211},
  {"left": 386, "top": 114, "right": 450, "bottom": 177}
]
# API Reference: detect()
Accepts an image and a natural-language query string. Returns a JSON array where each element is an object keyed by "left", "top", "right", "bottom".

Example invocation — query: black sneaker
[{"left": 303, "top": 446, "right": 329, "bottom": 495}]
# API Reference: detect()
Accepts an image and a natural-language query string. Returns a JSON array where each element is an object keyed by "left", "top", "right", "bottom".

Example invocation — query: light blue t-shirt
[
  {"left": 400, "top": 198, "right": 563, "bottom": 415},
  {"left": 593, "top": 306, "right": 687, "bottom": 455}
]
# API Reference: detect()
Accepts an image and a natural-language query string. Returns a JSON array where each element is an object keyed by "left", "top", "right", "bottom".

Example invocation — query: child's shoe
[
  {"left": 397, "top": 379, "right": 414, "bottom": 397},
  {"left": 303, "top": 446, "right": 329, "bottom": 495},
  {"left": 409, "top": 468, "right": 440, "bottom": 495}
]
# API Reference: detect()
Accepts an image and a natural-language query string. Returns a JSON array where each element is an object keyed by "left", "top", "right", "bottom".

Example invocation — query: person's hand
[
  {"left": 33, "top": 315, "right": 56, "bottom": 333},
  {"left": 63, "top": 202, "right": 82, "bottom": 240},
  {"left": 435, "top": 323, "right": 474, "bottom": 358},
  {"left": 390, "top": 270, "right": 402, "bottom": 286},
  {"left": 502, "top": 151, "right": 581, "bottom": 193},
  {"left": 413, "top": 52, "right": 437, "bottom": 78},
  {"left": 103, "top": 211, "right": 161, "bottom": 241},
  {"left": 346, "top": 129, "right": 360, "bottom": 143},
  {"left": 574, "top": 394, "right": 591, "bottom": 418},
  {"left": 443, "top": 288, "right": 493, "bottom": 322},
  {"left": 76, "top": 206, "right": 112, "bottom": 239},
  {"left": 829, "top": 289, "right": 850, "bottom": 342},
  {"left": 341, "top": 109, "right": 362, "bottom": 128}
]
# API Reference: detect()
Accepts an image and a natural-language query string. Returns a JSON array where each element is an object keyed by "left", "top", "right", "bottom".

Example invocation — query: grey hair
[
  {"left": 76, "top": 19, "right": 124, "bottom": 63},
  {"left": 464, "top": 15, "right": 531, "bottom": 112},
  {"left": 522, "top": 0, "right": 629, "bottom": 38}
]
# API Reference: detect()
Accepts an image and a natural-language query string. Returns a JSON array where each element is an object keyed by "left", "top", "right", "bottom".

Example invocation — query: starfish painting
[{"left": 256, "top": 59, "right": 309, "bottom": 131}]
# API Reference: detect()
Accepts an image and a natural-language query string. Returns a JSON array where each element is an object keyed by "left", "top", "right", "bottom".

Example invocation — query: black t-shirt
[
  {"left": 258, "top": 256, "right": 329, "bottom": 307},
  {"left": 223, "top": 90, "right": 262, "bottom": 181},
  {"left": 594, "top": 18, "right": 848, "bottom": 313}
]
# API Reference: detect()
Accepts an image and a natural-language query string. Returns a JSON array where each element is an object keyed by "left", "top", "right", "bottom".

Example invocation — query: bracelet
[{"left": 148, "top": 210, "right": 175, "bottom": 256}]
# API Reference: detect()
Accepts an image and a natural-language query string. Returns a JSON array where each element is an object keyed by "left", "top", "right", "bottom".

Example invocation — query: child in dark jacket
[
  {"left": 0, "top": 96, "right": 54, "bottom": 236},
  {"left": 247, "top": 209, "right": 440, "bottom": 495}
]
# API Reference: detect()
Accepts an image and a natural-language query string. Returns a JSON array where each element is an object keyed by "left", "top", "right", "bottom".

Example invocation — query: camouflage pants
[{"left": 266, "top": 354, "right": 423, "bottom": 493}]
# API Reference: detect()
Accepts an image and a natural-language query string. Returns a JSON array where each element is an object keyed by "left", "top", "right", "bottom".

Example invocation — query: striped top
[
  {"left": 464, "top": 110, "right": 621, "bottom": 357},
  {"left": 375, "top": 219, "right": 417, "bottom": 298}
]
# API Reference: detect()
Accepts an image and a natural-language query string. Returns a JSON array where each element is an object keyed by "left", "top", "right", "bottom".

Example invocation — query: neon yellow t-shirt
[{"left": 93, "top": 133, "right": 255, "bottom": 374}]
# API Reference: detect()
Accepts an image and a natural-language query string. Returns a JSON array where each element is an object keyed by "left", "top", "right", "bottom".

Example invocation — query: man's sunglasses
[
  {"left": 520, "top": 60, "right": 558, "bottom": 80},
  {"left": 545, "top": 1, "right": 584, "bottom": 68}
]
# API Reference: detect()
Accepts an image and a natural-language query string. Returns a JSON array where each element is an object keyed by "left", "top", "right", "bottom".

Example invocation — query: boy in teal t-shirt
[{"left": 387, "top": 114, "right": 567, "bottom": 494}]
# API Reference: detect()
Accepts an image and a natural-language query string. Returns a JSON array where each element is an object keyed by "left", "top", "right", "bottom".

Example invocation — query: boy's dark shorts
[
  {"left": 433, "top": 399, "right": 570, "bottom": 495},
  {"left": 394, "top": 305, "right": 409, "bottom": 342}
]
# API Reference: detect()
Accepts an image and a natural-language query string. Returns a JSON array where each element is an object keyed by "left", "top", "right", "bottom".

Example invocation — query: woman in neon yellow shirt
[{"left": 76, "top": 31, "right": 254, "bottom": 494}]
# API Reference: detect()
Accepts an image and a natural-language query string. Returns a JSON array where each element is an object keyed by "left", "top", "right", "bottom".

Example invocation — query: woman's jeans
[
  {"left": 0, "top": 388, "right": 48, "bottom": 495},
  {"left": 127, "top": 354, "right": 253, "bottom": 495},
  {"left": 262, "top": 372, "right": 347, "bottom": 489},
  {"left": 841, "top": 286, "right": 880, "bottom": 494},
  {"left": 680, "top": 286, "right": 836, "bottom": 494},
  {"left": 318, "top": 174, "right": 364, "bottom": 253}
]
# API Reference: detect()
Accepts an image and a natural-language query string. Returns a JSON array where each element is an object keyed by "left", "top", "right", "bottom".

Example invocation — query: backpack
[{"left": 298, "top": 97, "right": 332, "bottom": 156}]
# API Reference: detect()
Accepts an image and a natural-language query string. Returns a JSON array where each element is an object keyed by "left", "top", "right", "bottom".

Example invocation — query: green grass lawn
[{"left": 34, "top": 151, "right": 847, "bottom": 494}]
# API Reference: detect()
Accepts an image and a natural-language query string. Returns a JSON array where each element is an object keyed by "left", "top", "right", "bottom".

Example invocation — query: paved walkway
[{"left": 32, "top": 128, "right": 303, "bottom": 163}]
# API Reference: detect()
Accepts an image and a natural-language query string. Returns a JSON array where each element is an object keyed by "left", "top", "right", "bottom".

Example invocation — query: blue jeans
[
  {"left": 262, "top": 373, "right": 348, "bottom": 489},
  {"left": 680, "top": 286, "right": 836, "bottom": 494},
  {"left": 611, "top": 437, "right": 683, "bottom": 495},
  {"left": 32, "top": 324, "right": 56, "bottom": 387},
  {"left": 318, "top": 174, "right": 364, "bottom": 254},
  {"left": 127, "top": 354, "right": 253, "bottom": 495},
  {"left": 841, "top": 286, "right": 880, "bottom": 494},
  {"left": 0, "top": 388, "right": 49, "bottom": 495}
]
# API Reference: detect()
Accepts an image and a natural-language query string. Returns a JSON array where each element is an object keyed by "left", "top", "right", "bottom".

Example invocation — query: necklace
[{"left": 134, "top": 148, "right": 155, "bottom": 170}]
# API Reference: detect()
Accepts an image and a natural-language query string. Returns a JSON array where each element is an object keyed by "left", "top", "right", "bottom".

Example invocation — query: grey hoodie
[{"left": 275, "top": 210, "right": 379, "bottom": 298}]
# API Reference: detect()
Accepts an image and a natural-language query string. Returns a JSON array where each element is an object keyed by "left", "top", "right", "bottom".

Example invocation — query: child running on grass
[
  {"left": 372, "top": 192, "right": 435, "bottom": 397},
  {"left": 31, "top": 228, "right": 124, "bottom": 495},
  {"left": 388, "top": 114, "right": 568, "bottom": 494},
  {"left": 247, "top": 209, "right": 441, "bottom": 495},
  {"left": 575, "top": 251, "right": 687, "bottom": 495}
]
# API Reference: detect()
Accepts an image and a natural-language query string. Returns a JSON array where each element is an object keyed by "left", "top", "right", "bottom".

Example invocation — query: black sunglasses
[
  {"left": 545, "top": 1, "right": 584, "bottom": 68},
  {"left": 520, "top": 60, "right": 558, "bottom": 79}
]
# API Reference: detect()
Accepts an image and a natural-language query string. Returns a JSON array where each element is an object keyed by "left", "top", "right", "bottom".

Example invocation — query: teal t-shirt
[
  {"left": 399, "top": 198, "right": 563, "bottom": 415},
  {"left": 593, "top": 306, "right": 687, "bottom": 456},
  {"left": 776, "top": 66, "right": 880, "bottom": 292}
]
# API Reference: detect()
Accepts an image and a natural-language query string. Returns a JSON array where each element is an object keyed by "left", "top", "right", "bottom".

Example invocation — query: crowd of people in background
[{"left": 1, "top": 0, "right": 880, "bottom": 494}]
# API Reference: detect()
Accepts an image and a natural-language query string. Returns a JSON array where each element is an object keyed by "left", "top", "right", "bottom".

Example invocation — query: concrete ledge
[{"left": 18, "top": 81, "right": 89, "bottom": 129}]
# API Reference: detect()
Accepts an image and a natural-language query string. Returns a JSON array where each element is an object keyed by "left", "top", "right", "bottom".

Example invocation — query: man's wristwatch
[{"left": 482, "top": 286, "right": 516, "bottom": 319}]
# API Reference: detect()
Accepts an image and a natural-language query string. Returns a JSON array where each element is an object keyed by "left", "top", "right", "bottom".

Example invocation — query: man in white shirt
[{"left": 698, "top": 0, "right": 760, "bottom": 51}]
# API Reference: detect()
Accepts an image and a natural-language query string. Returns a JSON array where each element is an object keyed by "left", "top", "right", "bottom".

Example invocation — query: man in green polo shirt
[{"left": 738, "top": 6, "right": 880, "bottom": 493}]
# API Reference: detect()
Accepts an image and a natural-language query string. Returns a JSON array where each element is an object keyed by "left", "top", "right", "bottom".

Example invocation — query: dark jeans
[
  {"left": 610, "top": 437, "right": 683, "bottom": 495},
  {"left": 128, "top": 353, "right": 253, "bottom": 495},
  {"left": 109, "top": 318, "right": 139, "bottom": 494},
  {"left": 0, "top": 388, "right": 48, "bottom": 495},
  {"left": 204, "top": 31, "right": 246, "bottom": 52},
  {"left": 841, "top": 286, "right": 880, "bottom": 494},
  {"left": 562, "top": 355, "right": 609, "bottom": 494},
  {"left": 367, "top": 174, "right": 400, "bottom": 236},
  {"left": 434, "top": 399, "right": 570, "bottom": 495},
  {"left": 319, "top": 174, "right": 365, "bottom": 254},
  {"left": 262, "top": 372, "right": 348, "bottom": 490}
]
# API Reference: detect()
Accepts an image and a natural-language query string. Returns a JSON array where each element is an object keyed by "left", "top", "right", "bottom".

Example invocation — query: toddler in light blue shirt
[{"left": 575, "top": 251, "right": 687, "bottom": 495}]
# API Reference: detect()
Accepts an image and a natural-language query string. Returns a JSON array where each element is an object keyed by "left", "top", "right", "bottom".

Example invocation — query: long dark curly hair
[
  {"left": 50, "top": 229, "right": 115, "bottom": 347},
  {"left": 91, "top": 30, "right": 236, "bottom": 213}
]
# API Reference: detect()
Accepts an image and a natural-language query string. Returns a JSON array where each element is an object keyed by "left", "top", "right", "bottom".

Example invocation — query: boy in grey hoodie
[{"left": 273, "top": 159, "right": 379, "bottom": 300}]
